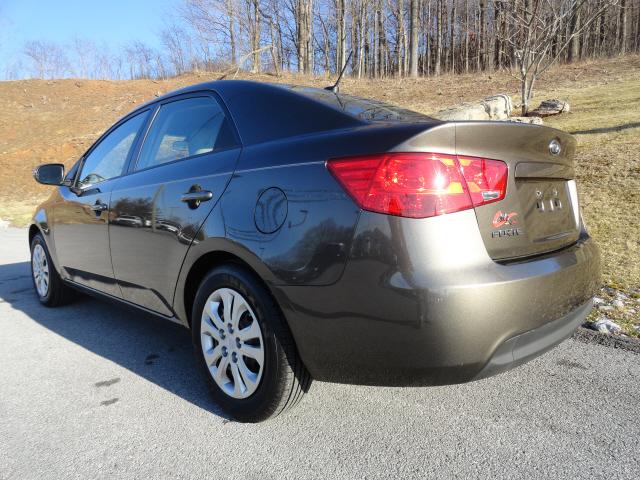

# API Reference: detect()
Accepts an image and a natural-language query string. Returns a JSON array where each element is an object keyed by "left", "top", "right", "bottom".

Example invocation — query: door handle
[
  {"left": 180, "top": 191, "right": 213, "bottom": 203},
  {"left": 181, "top": 189, "right": 213, "bottom": 209},
  {"left": 91, "top": 201, "right": 108, "bottom": 212}
]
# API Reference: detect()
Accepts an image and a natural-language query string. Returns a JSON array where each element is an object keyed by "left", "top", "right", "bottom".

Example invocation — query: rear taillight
[
  {"left": 327, "top": 152, "right": 507, "bottom": 219},
  {"left": 457, "top": 156, "right": 508, "bottom": 207}
]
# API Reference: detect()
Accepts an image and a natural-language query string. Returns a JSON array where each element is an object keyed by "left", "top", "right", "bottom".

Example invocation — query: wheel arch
[
  {"left": 29, "top": 215, "right": 60, "bottom": 272},
  {"left": 180, "top": 248, "right": 283, "bottom": 329},
  {"left": 28, "top": 223, "right": 41, "bottom": 245}
]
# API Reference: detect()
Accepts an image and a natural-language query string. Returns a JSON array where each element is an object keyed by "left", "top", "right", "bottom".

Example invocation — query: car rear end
[{"left": 279, "top": 119, "right": 600, "bottom": 386}]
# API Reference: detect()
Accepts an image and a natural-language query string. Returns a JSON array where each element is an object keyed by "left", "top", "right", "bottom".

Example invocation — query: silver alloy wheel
[
  {"left": 32, "top": 244, "right": 50, "bottom": 298},
  {"left": 200, "top": 288, "right": 265, "bottom": 399}
]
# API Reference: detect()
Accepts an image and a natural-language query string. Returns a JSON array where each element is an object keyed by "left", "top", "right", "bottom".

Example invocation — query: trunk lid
[{"left": 454, "top": 122, "right": 580, "bottom": 260}]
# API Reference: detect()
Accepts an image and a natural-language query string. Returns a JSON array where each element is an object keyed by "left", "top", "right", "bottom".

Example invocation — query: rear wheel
[
  {"left": 30, "top": 233, "right": 74, "bottom": 307},
  {"left": 192, "top": 264, "right": 311, "bottom": 422}
]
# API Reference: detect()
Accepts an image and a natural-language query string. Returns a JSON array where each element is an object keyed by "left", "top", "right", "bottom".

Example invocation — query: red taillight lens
[
  {"left": 457, "top": 156, "right": 508, "bottom": 207},
  {"left": 327, "top": 153, "right": 507, "bottom": 219}
]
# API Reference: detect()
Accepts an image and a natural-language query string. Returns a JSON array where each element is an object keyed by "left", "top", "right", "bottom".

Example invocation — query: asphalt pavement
[{"left": 0, "top": 228, "right": 638, "bottom": 479}]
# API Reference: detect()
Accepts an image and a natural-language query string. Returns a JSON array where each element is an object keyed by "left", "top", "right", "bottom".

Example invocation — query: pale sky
[{"left": 0, "top": 0, "right": 179, "bottom": 76}]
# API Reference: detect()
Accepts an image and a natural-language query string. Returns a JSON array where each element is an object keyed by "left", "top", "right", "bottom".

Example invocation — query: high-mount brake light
[{"left": 326, "top": 152, "right": 507, "bottom": 219}]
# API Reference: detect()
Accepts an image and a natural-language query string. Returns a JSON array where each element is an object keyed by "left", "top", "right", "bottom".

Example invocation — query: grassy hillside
[{"left": 1, "top": 55, "right": 638, "bottom": 332}]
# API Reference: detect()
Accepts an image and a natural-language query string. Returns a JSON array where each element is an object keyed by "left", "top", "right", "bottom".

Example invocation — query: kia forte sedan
[{"left": 30, "top": 81, "right": 600, "bottom": 422}]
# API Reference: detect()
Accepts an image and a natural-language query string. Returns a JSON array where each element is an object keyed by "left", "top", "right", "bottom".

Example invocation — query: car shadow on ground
[
  {"left": 570, "top": 121, "right": 640, "bottom": 135},
  {"left": 0, "top": 260, "right": 229, "bottom": 419}
]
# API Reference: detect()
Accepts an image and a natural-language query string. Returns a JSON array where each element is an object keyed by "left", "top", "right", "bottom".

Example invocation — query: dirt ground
[{"left": 1, "top": 55, "right": 638, "bottom": 332}]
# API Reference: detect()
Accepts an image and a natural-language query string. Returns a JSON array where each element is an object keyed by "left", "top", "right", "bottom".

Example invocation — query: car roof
[
  {"left": 128, "top": 80, "right": 436, "bottom": 146},
  {"left": 134, "top": 80, "right": 291, "bottom": 109}
]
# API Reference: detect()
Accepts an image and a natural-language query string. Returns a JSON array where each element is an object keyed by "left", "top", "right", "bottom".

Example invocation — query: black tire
[
  {"left": 30, "top": 233, "right": 74, "bottom": 307},
  {"left": 192, "top": 264, "right": 311, "bottom": 422}
]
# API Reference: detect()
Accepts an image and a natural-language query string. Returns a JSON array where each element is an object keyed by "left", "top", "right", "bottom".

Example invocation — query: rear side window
[
  {"left": 77, "top": 111, "right": 147, "bottom": 189},
  {"left": 135, "top": 96, "right": 238, "bottom": 171}
]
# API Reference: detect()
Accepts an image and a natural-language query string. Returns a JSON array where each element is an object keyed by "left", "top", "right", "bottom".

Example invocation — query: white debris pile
[
  {"left": 592, "top": 317, "right": 623, "bottom": 335},
  {"left": 585, "top": 286, "right": 640, "bottom": 337}
]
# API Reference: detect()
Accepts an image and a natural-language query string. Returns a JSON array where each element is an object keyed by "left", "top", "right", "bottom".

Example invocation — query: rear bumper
[
  {"left": 274, "top": 209, "right": 601, "bottom": 386},
  {"left": 474, "top": 298, "right": 592, "bottom": 380}
]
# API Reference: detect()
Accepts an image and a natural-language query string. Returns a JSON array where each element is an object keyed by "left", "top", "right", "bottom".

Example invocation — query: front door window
[{"left": 77, "top": 111, "right": 148, "bottom": 189}]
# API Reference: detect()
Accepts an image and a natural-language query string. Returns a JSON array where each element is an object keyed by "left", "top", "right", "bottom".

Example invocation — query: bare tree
[
  {"left": 71, "top": 37, "right": 97, "bottom": 78},
  {"left": 182, "top": 0, "right": 237, "bottom": 68},
  {"left": 23, "top": 40, "right": 69, "bottom": 79},
  {"left": 502, "top": 0, "right": 620, "bottom": 115},
  {"left": 125, "top": 41, "right": 157, "bottom": 78},
  {"left": 3, "top": 59, "right": 24, "bottom": 80},
  {"left": 160, "top": 23, "right": 193, "bottom": 75}
]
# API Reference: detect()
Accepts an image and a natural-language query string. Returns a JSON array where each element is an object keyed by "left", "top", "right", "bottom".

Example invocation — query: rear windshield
[{"left": 288, "top": 86, "right": 433, "bottom": 123}]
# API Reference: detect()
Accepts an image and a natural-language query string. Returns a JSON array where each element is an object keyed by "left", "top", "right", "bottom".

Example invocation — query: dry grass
[
  {"left": 543, "top": 78, "right": 640, "bottom": 288},
  {"left": 0, "top": 55, "right": 638, "bottom": 332},
  {"left": 539, "top": 77, "right": 640, "bottom": 335}
]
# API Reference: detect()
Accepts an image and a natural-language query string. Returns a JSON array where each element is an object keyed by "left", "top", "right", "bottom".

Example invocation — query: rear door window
[{"left": 135, "top": 96, "right": 238, "bottom": 171}]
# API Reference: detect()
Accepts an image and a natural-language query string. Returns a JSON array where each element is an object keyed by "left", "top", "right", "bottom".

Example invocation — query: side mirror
[{"left": 33, "top": 163, "right": 65, "bottom": 186}]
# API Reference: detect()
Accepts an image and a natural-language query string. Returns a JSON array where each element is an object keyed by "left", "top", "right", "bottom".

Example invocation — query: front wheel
[
  {"left": 30, "top": 233, "right": 74, "bottom": 307},
  {"left": 192, "top": 264, "right": 311, "bottom": 422}
]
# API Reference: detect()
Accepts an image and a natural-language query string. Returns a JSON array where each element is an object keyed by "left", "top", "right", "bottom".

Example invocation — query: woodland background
[{"left": 10, "top": 0, "right": 640, "bottom": 82}]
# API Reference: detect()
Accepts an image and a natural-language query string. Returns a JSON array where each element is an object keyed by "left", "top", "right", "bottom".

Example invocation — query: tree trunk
[
  {"left": 320, "top": 16, "right": 330, "bottom": 75},
  {"left": 599, "top": 8, "right": 607, "bottom": 56},
  {"left": 494, "top": 0, "right": 501, "bottom": 69},
  {"left": 521, "top": 73, "right": 528, "bottom": 116},
  {"left": 409, "top": 0, "right": 419, "bottom": 77},
  {"left": 351, "top": 2, "right": 358, "bottom": 73},
  {"left": 479, "top": 0, "right": 487, "bottom": 70},
  {"left": 252, "top": 0, "right": 261, "bottom": 73},
  {"left": 635, "top": 2, "right": 640, "bottom": 52},
  {"left": 426, "top": 0, "right": 432, "bottom": 75},
  {"left": 397, "top": 0, "right": 405, "bottom": 76},
  {"left": 450, "top": 0, "right": 457, "bottom": 73},
  {"left": 435, "top": 0, "right": 442, "bottom": 76},
  {"left": 568, "top": 9, "right": 581, "bottom": 62},
  {"left": 309, "top": 0, "right": 315, "bottom": 73},
  {"left": 269, "top": 19, "right": 280, "bottom": 75},
  {"left": 226, "top": 0, "right": 236, "bottom": 66},
  {"left": 443, "top": 3, "right": 449, "bottom": 71},
  {"left": 464, "top": 0, "right": 470, "bottom": 72},
  {"left": 336, "top": 0, "right": 346, "bottom": 73},
  {"left": 357, "top": 1, "right": 365, "bottom": 78},
  {"left": 402, "top": 1, "right": 409, "bottom": 75},
  {"left": 378, "top": 0, "right": 386, "bottom": 76},
  {"left": 619, "top": 0, "right": 628, "bottom": 54},
  {"left": 297, "top": 0, "right": 304, "bottom": 73},
  {"left": 296, "top": 0, "right": 313, "bottom": 74}
]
